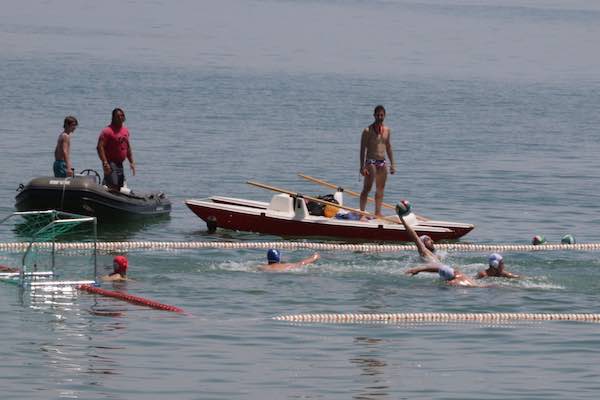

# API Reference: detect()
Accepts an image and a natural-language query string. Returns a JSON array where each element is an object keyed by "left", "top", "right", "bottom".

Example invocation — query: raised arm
[{"left": 399, "top": 215, "right": 435, "bottom": 260}]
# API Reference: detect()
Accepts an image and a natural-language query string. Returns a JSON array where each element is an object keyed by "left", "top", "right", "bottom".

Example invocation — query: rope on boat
[
  {"left": 274, "top": 312, "right": 600, "bottom": 323},
  {"left": 2, "top": 241, "right": 600, "bottom": 253}
]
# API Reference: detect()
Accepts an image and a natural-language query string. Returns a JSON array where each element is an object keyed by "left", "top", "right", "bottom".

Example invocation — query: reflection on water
[
  {"left": 96, "top": 214, "right": 171, "bottom": 242},
  {"left": 9, "top": 285, "right": 128, "bottom": 399},
  {"left": 351, "top": 336, "right": 390, "bottom": 400}
]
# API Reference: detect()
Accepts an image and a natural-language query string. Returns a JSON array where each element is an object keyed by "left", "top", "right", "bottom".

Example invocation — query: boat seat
[{"left": 267, "top": 194, "right": 294, "bottom": 213}]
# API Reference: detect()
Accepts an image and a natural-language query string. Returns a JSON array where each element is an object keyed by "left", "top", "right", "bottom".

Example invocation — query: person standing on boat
[
  {"left": 97, "top": 108, "right": 135, "bottom": 190},
  {"left": 359, "top": 105, "right": 396, "bottom": 217},
  {"left": 258, "top": 249, "right": 321, "bottom": 272},
  {"left": 53, "top": 116, "right": 78, "bottom": 177}
]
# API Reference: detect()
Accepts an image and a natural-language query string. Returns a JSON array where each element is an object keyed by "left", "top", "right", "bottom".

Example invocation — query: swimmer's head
[
  {"left": 438, "top": 264, "right": 455, "bottom": 281},
  {"left": 532, "top": 235, "right": 546, "bottom": 245},
  {"left": 488, "top": 253, "right": 503, "bottom": 269},
  {"left": 419, "top": 235, "right": 435, "bottom": 252},
  {"left": 267, "top": 249, "right": 281, "bottom": 264},
  {"left": 113, "top": 255, "right": 128, "bottom": 275}
]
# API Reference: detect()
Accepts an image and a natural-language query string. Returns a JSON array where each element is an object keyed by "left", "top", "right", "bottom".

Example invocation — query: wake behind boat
[
  {"left": 185, "top": 181, "right": 474, "bottom": 242},
  {"left": 15, "top": 169, "right": 171, "bottom": 220}
]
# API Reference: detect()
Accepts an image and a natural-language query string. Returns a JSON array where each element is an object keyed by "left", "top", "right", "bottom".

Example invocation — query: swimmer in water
[
  {"left": 258, "top": 249, "right": 320, "bottom": 272},
  {"left": 101, "top": 255, "right": 129, "bottom": 282},
  {"left": 476, "top": 253, "right": 520, "bottom": 279},
  {"left": 398, "top": 213, "right": 482, "bottom": 287}
]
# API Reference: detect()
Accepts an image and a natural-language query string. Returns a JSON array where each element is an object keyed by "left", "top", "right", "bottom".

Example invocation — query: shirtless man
[
  {"left": 258, "top": 249, "right": 320, "bottom": 272},
  {"left": 397, "top": 209, "right": 480, "bottom": 287},
  {"left": 476, "top": 253, "right": 520, "bottom": 279},
  {"left": 53, "top": 116, "right": 78, "bottom": 177},
  {"left": 359, "top": 105, "right": 396, "bottom": 216},
  {"left": 101, "top": 255, "right": 129, "bottom": 282}
]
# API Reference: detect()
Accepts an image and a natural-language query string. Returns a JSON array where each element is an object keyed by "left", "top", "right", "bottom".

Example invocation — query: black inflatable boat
[{"left": 15, "top": 170, "right": 171, "bottom": 220}]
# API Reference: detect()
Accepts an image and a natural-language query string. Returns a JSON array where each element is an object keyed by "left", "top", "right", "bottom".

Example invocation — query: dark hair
[
  {"left": 63, "top": 116, "right": 78, "bottom": 129},
  {"left": 111, "top": 108, "right": 126, "bottom": 124},
  {"left": 374, "top": 105, "right": 386, "bottom": 115}
]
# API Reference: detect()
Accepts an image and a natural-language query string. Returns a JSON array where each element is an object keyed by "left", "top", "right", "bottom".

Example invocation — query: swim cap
[
  {"left": 561, "top": 234, "right": 575, "bottom": 244},
  {"left": 532, "top": 235, "right": 546, "bottom": 245},
  {"left": 395, "top": 200, "right": 412, "bottom": 217},
  {"left": 488, "top": 253, "right": 503, "bottom": 269},
  {"left": 438, "top": 264, "right": 455, "bottom": 281},
  {"left": 113, "top": 256, "right": 128, "bottom": 275},
  {"left": 267, "top": 249, "right": 281, "bottom": 264},
  {"left": 419, "top": 235, "right": 431, "bottom": 243}
]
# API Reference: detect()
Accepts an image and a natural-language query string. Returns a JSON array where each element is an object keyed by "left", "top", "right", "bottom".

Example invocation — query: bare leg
[
  {"left": 374, "top": 167, "right": 388, "bottom": 216},
  {"left": 360, "top": 165, "right": 375, "bottom": 211}
]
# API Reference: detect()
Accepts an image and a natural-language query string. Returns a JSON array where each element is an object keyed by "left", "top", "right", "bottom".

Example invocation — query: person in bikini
[
  {"left": 359, "top": 105, "right": 396, "bottom": 217},
  {"left": 258, "top": 249, "right": 320, "bottom": 272},
  {"left": 53, "top": 116, "right": 78, "bottom": 177}
]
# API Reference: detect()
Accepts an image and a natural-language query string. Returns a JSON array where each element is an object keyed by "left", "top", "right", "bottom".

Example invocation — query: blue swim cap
[
  {"left": 438, "top": 264, "right": 455, "bottom": 281},
  {"left": 488, "top": 253, "right": 503, "bottom": 269},
  {"left": 267, "top": 249, "right": 281, "bottom": 264}
]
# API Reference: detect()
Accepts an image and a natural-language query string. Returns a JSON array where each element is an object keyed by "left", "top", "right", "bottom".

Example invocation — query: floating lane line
[
  {"left": 2, "top": 241, "right": 600, "bottom": 252},
  {"left": 274, "top": 312, "right": 600, "bottom": 323}
]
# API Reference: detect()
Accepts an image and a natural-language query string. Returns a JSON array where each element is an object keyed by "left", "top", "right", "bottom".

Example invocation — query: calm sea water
[{"left": 1, "top": 0, "right": 600, "bottom": 399}]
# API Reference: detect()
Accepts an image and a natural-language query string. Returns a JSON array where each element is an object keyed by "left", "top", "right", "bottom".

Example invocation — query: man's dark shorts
[
  {"left": 53, "top": 160, "right": 67, "bottom": 177},
  {"left": 103, "top": 161, "right": 124, "bottom": 188}
]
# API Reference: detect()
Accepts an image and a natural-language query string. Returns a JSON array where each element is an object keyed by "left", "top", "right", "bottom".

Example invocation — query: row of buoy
[
  {"left": 1, "top": 241, "right": 599, "bottom": 252},
  {"left": 274, "top": 312, "right": 600, "bottom": 323}
]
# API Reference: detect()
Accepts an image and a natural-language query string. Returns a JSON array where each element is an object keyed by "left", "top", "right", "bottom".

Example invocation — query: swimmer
[
  {"left": 258, "top": 249, "right": 320, "bottom": 272},
  {"left": 405, "top": 263, "right": 479, "bottom": 287},
  {"left": 101, "top": 255, "right": 129, "bottom": 281},
  {"left": 398, "top": 212, "right": 482, "bottom": 287},
  {"left": 476, "top": 253, "right": 520, "bottom": 279}
]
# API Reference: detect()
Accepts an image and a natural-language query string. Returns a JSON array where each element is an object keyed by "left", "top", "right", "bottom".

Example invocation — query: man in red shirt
[{"left": 97, "top": 108, "right": 136, "bottom": 190}]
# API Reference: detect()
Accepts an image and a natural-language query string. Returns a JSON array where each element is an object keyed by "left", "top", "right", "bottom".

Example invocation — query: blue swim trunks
[{"left": 53, "top": 160, "right": 67, "bottom": 177}]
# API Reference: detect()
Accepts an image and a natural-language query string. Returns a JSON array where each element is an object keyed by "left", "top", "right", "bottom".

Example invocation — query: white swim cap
[
  {"left": 488, "top": 253, "right": 503, "bottom": 269},
  {"left": 438, "top": 264, "right": 455, "bottom": 281}
]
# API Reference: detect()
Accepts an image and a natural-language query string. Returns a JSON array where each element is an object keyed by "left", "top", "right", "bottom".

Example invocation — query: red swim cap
[{"left": 113, "top": 256, "right": 128, "bottom": 275}]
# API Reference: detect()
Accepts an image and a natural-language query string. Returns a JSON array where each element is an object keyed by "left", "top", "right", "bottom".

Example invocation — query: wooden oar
[
  {"left": 297, "top": 173, "right": 430, "bottom": 221},
  {"left": 246, "top": 180, "right": 402, "bottom": 225}
]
